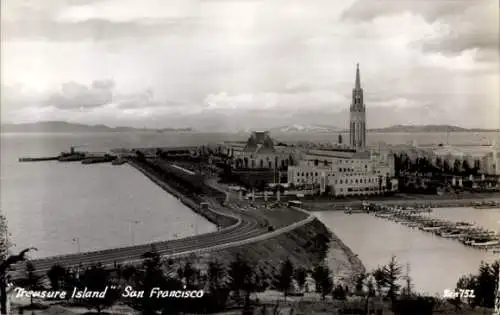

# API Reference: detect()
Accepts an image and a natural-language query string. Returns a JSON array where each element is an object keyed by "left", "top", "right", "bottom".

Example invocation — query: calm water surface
[
  {"left": 315, "top": 209, "right": 500, "bottom": 296},
  {"left": 1, "top": 133, "right": 222, "bottom": 258}
]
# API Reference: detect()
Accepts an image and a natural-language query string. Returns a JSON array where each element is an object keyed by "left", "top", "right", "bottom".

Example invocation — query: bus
[{"left": 287, "top": 200, "right": 302, "bottom": 208}]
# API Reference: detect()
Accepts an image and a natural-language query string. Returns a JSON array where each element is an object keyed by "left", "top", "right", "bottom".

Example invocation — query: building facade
[
  {"left": 287, "top": 148, "right": 397, "bottom": 197},
  {"left": 432, "top": 142, "right": 500, "bottom": 176},
  {"left": 225, "top": 131, "right": 295, "bottom": 171},
  {"left": 350, "top": 63, "right": 366, "bottom": 151},
  {"left": 286, "top": 64, "right": 398, "bottom": 197}
]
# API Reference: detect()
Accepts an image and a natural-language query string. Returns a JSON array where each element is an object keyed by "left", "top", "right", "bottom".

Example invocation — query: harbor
[{"left": 361, "top": 203, "right": 500, "bottom": 252}]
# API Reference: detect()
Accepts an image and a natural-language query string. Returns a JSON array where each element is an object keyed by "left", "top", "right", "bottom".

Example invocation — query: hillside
[
  {"left": 0, "top": 121, "right": 193, "bottom": 133},
  {"left": 268, "top": 124, "right": 343, "bottom": 133}
]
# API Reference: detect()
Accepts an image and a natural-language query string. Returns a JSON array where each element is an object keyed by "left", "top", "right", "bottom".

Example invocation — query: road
[{"left": 12, "top": 166, "right": 313, "bottom": 277}]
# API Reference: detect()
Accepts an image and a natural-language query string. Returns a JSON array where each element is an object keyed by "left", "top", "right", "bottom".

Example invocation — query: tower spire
[{"left": 355, "top": 63, "right": 361, "bottom": 89}]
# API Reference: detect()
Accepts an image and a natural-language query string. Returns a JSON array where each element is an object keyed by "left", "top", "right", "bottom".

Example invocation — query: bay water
[{"left": 1, "top": 131, "right": 499, "bottom": 295}]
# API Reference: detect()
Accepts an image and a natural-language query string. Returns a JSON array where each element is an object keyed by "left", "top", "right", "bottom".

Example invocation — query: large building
[
  {"left": 350, "top": 63, "right": 367, "bottom": 151},
  {"left": 287, "top": 64, "right": 397, "bottom": 197},
  {"left": 222, "top": 131, "right": 297, "bottom": 188},
  {"left": 288, "top": 148, "right": 396, "bottom": 196},
  {"left": 225, "top": 131, "right": 295, "bottom": 170},
  {"left": 431, "top": 142, "right": 500, "bottom": 176}
]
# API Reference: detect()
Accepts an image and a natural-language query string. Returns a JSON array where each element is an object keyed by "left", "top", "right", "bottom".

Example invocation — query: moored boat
[{"left": 112, "top": 158, "right": 127, "bottom": 165}]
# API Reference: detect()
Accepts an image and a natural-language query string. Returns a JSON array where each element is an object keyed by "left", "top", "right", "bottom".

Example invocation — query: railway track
[{"left": 12, "top": 206, "right": 267, "bottom": 276}]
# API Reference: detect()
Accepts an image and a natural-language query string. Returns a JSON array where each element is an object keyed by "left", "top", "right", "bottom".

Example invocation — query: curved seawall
[{"left": 127, "top": 158, "right": 238, "bottom": 228}]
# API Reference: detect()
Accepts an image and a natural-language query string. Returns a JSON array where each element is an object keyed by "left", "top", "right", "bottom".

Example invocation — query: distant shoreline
[{"left": 1, "top": 121, "right": 499, "bottom": 134}]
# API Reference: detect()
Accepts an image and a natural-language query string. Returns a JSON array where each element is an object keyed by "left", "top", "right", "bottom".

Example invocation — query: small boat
[
  {"left": 420, "top": 226, "right": 442, "bottom": 232},
  {"left": 473, "top": 201, "right": 499, "bottom": 209},
  {"left": 470, "top": 240, "right": 500, "bottom": 247},
  {"left": 58, "top": 154, "right": 85, "bottom": 162},
  {"left": 112, "top": 158, "right": 127, "bottom": 165},
  {"left": 440, "top": 231, "right": 464, "bottom": 238}
]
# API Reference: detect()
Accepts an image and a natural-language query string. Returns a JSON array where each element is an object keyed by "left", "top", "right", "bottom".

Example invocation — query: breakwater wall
[{"left": 127, "top": 158, "right": 237, "bottom": 228}]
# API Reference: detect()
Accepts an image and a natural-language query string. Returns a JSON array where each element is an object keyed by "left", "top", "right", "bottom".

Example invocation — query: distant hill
[
  {"left": 0, "top": 121, "right": 193, "bottom": 133},
  {"left": 368, "top": 125, "right": 499, "bottom": 133},
  {"left": 269, "top": 124, "right": 343, "bottom": 133}
]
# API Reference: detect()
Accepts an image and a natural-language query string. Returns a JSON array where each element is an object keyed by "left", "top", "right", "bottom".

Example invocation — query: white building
[
  {"left": 286, "top": 64, "right": 397, "bottom": 197},
  {"left": 432, "top": 142, "right": 500, "bottom": 176},
  {"left": 287, "top": 148, "right": 397, "bottom": 197}
]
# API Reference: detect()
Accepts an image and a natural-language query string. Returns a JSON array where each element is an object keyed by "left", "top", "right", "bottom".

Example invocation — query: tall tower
[{"left": 349, "top": 63, "right": 366, "bottom": 151}]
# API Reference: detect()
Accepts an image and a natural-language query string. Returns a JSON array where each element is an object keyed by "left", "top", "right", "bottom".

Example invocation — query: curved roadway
[{"left": 12, "top": 162, "right": 314, "bottom": 276}]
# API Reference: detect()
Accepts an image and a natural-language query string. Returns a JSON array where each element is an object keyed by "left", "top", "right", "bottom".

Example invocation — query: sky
[{"left": 1, "top": 0, "right": 499, "bottom": 131}]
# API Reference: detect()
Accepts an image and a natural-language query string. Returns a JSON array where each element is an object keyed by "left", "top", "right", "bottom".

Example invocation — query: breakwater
[
  {"left": 18, "top": 156, "right": 59, "bottom": 162},
  {"left": 127, "top": 158, "right": 237, "bottom": 228}
]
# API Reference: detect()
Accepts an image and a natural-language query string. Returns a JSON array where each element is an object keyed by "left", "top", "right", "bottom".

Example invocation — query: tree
[
  {"left": 207, "top": 260, "right": 229, "bottom": 310},
  {"left": 276, "top": 259, "right": 294, "bottom": 300},
  {"left": 453, "top": 159, "right": 462, "bottom": 175},
  {"left": 139, "top": 248, "right": 173, "bottom": 314},
  {"left": 47, "top": 264, "right": 67, "bottom": 291},
  {"left": 22, "top": 262, "right": 44, "bottom": 307},
  {"left": 456, "top": 274, "right": 478, "bottom": 307},
  {"left": 332, "top": 285, "right": 346, "bottom": 300},
  {"left": 312, "top": 264, "right": 333, "bottom": 300},
  {"left": 0, "top": 246, "right": 37, "bottom": 314},
  {"left": 354, "top": 273, "right": 367, "bottom": 296},
  {"left": 462, "top": 160, "right": 471, "bottom": 176},
  {"left": 443, "top": 160, "right": 451, "bottom": 174},
  {"left": 435, "top": 157, "right": 443, "bottom": 171},
  {"left": 475, "top": 261, "right": 499, "bottom": 308},
  {"left": 0, "top": 213, "right": 9, "bottom": 315},
  {"left": 400, "top": 263, "right": 413, "bottom": 297},
  {"left": 228, "top": 255, "right": 256, "bottom": 307},
  {"left": 294, "top": 267, "right": 307, "bottom": 293},
  {"left": 79, "top": 265, "right": 120, "bottom": 315},
  {"left": 181, "top": 262, "right": 196, "bottom": 288},
  {"left": 383, "top": 256, "right": 402, "bottom": 303},
  {"left": 372, "top": 267, "right": 386, "bottom": 298},
  {"left": 473, "top": 159, "right": 481, "bottom": 175},
  {"left": 121, "top": 264, "right": 139, "bottom": 283}
]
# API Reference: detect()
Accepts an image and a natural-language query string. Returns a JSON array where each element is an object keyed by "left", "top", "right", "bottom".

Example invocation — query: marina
[{"left": 365, "top": 203, "right": 500, "bottom": 251}]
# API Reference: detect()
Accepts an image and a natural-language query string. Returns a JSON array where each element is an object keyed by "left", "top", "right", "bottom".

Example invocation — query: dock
[
  {"left": 19, "top": 156, "right": 59, "bottom": 162},
  {"left": 368, "top": 204, "right": 500, "bottom": 251}
]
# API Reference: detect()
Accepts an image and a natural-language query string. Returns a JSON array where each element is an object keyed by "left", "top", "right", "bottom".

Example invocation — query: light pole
[
  {"left": 72, "top": 237, "right": 80, "bottom": 254},
  {"left": 129, "top": 220, "right": 140, "bottom": 245}
]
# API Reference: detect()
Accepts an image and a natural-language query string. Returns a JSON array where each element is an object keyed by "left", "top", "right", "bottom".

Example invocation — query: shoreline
[
  {"left": 128, "top": 158, "right": 365, "bottom": 282},
  {"left": 127, "top": 159, "right": 237, "bottom": 228}
]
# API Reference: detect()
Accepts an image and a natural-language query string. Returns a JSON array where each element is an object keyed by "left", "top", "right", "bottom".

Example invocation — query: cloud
[
  {"left": 341, "top": 0, "right": 474, "bottom": 23},
  {"left": 1, "top": 0, "right": 498, "bottom": 129},
  {"left": 343, "top": 0, "right": 499, "bottom": 62},
  {"left": 45, "top": 80, "right": 115, "bottom": 109}
]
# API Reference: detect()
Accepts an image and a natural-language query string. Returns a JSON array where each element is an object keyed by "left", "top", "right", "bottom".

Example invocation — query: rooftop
[{"left": 243, "top": 131, "right": 275, "bottom": 154}]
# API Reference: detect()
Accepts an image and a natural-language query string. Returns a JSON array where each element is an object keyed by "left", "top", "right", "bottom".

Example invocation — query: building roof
[
  {"left": 306, "top": 149, "right": 371, "bottom": 159},
  {"left": 243, "top": 131, "right": 275, "bottom": 153}
]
